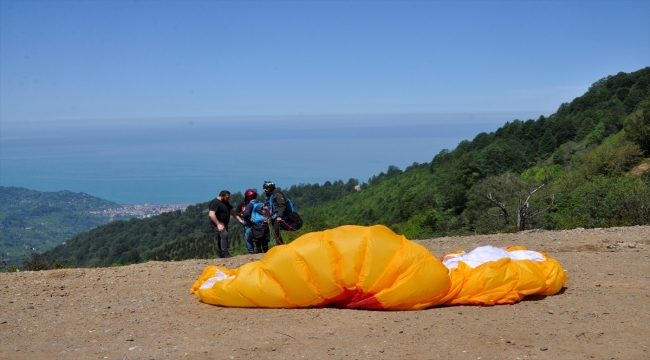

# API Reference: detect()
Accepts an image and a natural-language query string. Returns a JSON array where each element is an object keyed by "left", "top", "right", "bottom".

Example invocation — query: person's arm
[
  {"left": 230, "top": 209, "right": 244, "bottom": 224},
  {"left": 275, "top": 192, "right": 287, "bottom": 219},
  {"left": 209, "top": 210, "right": 225, "bottom": 232},
  {"left": 242, "top": 203, "right": 253, "bottom": 219}
]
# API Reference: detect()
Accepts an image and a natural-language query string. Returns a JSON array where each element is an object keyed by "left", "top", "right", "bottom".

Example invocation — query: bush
[
  {"left": 578, "top": 135, "right": 644, "bottom": 178},
  {"left": 21, "top": 252, "right": 73, "bottom": 271},
  {"left": 402, "top": 208, "right": 442, "bottom": 239},
  {"left": 551, "top": 175, "right": 650, "bottom": 228},
  {"left": 22, "top": 253, "right": 50, "bottom": 271},
  {"left": 584, "top": 122, "right": 606, "bottom": 146},
  {"left": 624, "top": 100, "right": 650, "bottom": 155},
  {"left": 521, "top": 165, "right": 563, "bottom": 183}
]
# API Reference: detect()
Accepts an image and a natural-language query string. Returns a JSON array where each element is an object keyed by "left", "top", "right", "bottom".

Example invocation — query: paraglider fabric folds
[
  {"left": 190, "top": 225, "right": 567, "bottom": 310},
  {"left": 439, "top": 245, "right": 567, "bottom": 305}
]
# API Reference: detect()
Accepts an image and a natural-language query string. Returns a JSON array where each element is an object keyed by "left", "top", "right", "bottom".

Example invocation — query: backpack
[
  {"left": 282, "top": 211, "right": 303, "bottom": 231},
  {"left": 250, "top": 201, "right": 268, "bottom": 225},
  {"left": 269, "top": 194, "right": 303, "bottom": 231},
  {"left": 245, "top": 200, "right": 270, "bottom": 242}
]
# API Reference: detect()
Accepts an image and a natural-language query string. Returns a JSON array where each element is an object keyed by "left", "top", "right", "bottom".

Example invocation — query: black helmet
[
  {"left": 244, "top": 189, "right": 257, "bottom": 201},
  {"left": 262, "top": 181, "right": 275, "bottom": 191}
]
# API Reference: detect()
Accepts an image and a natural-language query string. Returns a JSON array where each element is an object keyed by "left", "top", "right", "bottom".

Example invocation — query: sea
[{"left": 0, "top": 113, "right": 542, "bottom": 204}]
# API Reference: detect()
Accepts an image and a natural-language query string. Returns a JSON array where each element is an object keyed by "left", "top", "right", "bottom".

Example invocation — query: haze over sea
[{"left": 0, "top": 113, "right": 543, "bottom": 204}]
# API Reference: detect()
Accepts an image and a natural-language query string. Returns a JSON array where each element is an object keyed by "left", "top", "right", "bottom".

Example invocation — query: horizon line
[{"left": 1, "top": 110, "right": 555, "bottom": 127}]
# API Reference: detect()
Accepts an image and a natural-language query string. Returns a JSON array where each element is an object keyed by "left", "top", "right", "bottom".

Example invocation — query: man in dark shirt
[{"left": 209, "top": 190, "right": 244, "bottom": 258}]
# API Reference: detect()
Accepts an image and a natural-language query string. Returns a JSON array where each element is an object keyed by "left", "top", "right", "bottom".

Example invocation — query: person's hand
[
  {"left": 217, "top": 223, "right": 225, "bottom": 232},
  {"left": 276, "top": 217, "right": 284, "bottom": 222}
]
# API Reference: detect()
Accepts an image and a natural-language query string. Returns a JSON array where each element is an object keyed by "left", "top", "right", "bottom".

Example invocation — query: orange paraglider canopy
[{"left": 191, "top": 225, "right": 566, "bottom": 310}]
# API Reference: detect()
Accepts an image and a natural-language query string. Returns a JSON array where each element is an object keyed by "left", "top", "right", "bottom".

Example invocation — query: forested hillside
[
  {"left": 34, "top": 67, "right": 650, "bottom": 269},
  {"left": 297, "top": 68, "right": 650, "bottom": 238},
  {"left": 0, "top": 187, "right": 122, "bottom": 266},
  {"left": 40, "top": 204, "right": 213, "bottom": 267}
]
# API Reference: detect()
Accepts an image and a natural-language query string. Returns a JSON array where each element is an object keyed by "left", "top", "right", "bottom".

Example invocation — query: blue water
[{"left": 0, "top": 114, "right": 538, "bottom": 204}]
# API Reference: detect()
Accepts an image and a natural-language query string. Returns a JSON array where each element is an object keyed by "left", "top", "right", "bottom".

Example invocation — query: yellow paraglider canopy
[{"left": 191, "top": 225, "right": 566, "bottom": 310}]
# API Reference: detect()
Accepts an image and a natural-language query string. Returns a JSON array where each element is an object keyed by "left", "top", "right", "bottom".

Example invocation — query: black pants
[
  {"left": 249, "top": 224, "right": 270, "bottom": 253},
  {"left": 244, "top": 223, "right": 271, "bottom": 254},
  {"left": 253, "top": 239, "right": 269, "bottom": 253},
  {"left": 213, "top": 228, "right": 230, "bottom": 258}
]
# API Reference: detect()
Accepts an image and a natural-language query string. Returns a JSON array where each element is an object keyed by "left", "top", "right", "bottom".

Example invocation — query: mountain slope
[
  {"left": 0, "top": 187, "right": 122, "bottom": 265},
  {"left": 36, "top": 67, "right": 650, "bottom": 267},
  {"left": 296, "top": 67, "right": 650, "bottom": 238}
]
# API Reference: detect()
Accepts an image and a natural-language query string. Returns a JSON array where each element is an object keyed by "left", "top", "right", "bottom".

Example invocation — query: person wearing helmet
[
  {"left": 208, "top": 190, "right": 244, "bottom": 258},
  {"left": 262, "top": 181, "right": 287, "bottom": 245},
  {"left": 241, "top": 189, "right": 270, "bottom": 253}
]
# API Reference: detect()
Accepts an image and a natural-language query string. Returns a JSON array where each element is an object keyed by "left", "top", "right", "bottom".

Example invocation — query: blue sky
[{"left": 2, "top": 0, "right": 648, "bottom": 124}]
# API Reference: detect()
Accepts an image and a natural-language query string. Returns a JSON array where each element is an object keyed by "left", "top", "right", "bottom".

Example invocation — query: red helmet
[{"left": 244, "top": 189, "right": 257, "bottom": 201}]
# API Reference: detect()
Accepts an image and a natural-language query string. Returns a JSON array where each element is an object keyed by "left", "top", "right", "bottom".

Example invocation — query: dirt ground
[{"left": 1, "top": 226, "right": 649, "bottom": 360}]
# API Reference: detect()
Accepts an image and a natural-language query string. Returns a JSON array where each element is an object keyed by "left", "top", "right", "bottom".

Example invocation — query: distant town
[{"left": 88, "top": 204, "right": 193, "bottom": 220}]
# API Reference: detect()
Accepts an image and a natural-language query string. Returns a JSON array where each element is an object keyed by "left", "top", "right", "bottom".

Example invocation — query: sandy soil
[{"left": 1, "top": 226, "right": 649, "bottom": 360}]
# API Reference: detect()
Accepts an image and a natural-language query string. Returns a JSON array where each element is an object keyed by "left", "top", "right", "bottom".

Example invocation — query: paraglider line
[{"left": 267, "top": 219, "right": 284, "bottom": 246}]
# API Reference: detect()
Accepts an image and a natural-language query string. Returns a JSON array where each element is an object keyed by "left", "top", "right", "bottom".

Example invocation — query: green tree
[
  {"left": 402, "top": 208, "right": 442, "bottom": 239},
  {"left": 553, "top": 117, "right": 578, "bottom": 145},
  {"left": 468, "top": 173, "right": 554, "bottom": 232},
  {"left": 575, "top": 117, "right": 595, "bottom": 141},
  {"left": 624, "top": 99, "right": 650, "bottom": 155},
  {"left": 584, "top": 122, "right": 606, "bottom": 146},
  {"left": 477, "top": 139, "right": 528, "bottom": 177},
  {"left": 433, "top": 152, "right": 481, "bottom": 213},
  {"left": 538, "top": 129, "right": 556, "bottom": 158}
]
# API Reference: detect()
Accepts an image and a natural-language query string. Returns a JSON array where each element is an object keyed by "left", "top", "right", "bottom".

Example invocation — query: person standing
[
  {"left": 209, "top": 190, "right": 244, "bottom": 258},
  {"left": 236, "top": 199, "right": 254, "bottom": 254},
  {"left": 262, "top": 181, "right": 287, "bottom": 245},
  {"left": 241, "top": 189, "right": 270, "bottom": 254}
]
